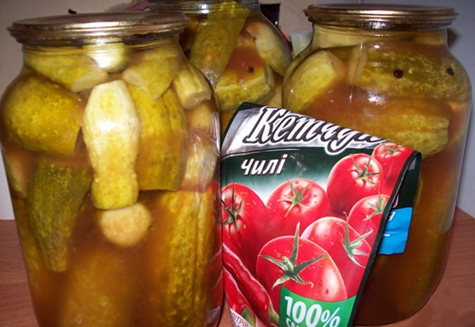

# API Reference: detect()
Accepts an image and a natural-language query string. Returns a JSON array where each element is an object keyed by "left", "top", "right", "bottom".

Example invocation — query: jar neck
[
  {"left": 149, "top": 0, "right": 260, "bottom": 14},
  {"left": 21, "top": 35, "right": 178, "bottom": 53},
  {"left": 310, "top": 24, "right": 449, "bottom": 50}
]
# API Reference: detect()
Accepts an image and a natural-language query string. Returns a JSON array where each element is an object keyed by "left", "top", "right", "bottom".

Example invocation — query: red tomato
[
  {"left": 301, "top": 217, "right": 371, "bottom": 297},
  {"left": 326, "top": 153, "right": 384, "bottom": 215},
  {"left": 348, "top": 194, "right": 390, "bottom": 246},
  {"left": 256, "top": 228, "right": 347, "bottom": 314},
  {"left": 266, "top": 178, "right": 331, "bottom": 240},
  {"left": 221, "top": 183, "right": 270, "bottom": 274},
  {"left": 373, "top": 142, "right": 413, "bottom": 194}
]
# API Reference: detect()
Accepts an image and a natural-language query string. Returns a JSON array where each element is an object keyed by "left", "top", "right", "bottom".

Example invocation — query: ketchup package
[{"left": 220, "top": 104, "right": 421, "bottom": 327}]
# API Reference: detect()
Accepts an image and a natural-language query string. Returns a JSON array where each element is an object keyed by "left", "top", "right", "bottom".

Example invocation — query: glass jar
[
  {"left": 282, "top": 4, "right": 472, "bottom": 325},
  {"left": 1, "top": 12, "right": 222, "bottom": 327},
  {"left": 148, "top": 0, "right": 292, "bottom": 132}
]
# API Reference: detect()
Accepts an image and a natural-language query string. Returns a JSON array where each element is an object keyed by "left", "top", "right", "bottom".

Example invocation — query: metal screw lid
[
  {"left": 305, "top": 4, "right": 458, "bottom": 30},
  {"left": 8, "top": 11, "right": 189, "bottom": 44}
]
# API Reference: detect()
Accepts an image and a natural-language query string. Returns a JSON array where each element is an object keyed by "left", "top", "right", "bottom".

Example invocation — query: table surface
[{"left": 1, "top": 208, "right": 475, "bottom": 327}]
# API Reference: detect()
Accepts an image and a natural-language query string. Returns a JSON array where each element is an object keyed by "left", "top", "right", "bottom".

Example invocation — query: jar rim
[
  {"left": 148, "top": 0, "right": 259, "bottom": 14},
  {"left": 305, "top": 4, "right": 458, "bottom": 30},
  {"left": 8, "top": 11, "right": 190, "bottom": 44}
]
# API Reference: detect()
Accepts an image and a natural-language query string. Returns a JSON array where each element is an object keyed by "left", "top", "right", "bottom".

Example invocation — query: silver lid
[
  {"left": 305, "top": 4, "right": 458, "bottom": 30},
  {"left": 8, "top": 11, "right": 189, "bottom": 44}
]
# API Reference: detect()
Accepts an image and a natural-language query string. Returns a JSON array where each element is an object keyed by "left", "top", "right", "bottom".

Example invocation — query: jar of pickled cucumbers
[
  {"left": 282, "top": 4, "right": 472, "bottom": 325},
  {"left": 1, "top": 12, "right": 222, "bottom": 327},
  {"left": 148, "top": 0, "right": 292, "bottom": 132}
]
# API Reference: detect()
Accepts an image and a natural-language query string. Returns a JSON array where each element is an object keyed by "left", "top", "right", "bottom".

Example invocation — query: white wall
[{"left": 1, "top": 0, "right": 474, "bottom": 219}]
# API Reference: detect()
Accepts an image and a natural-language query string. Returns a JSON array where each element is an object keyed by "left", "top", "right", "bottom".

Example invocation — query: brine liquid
[{"left": 10, "top": 188, "right": 222, "bottom": 327}]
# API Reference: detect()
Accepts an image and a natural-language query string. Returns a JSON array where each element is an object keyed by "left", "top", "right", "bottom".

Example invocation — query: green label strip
[{"left": 279, "top": 286, "right": 355, "bottom": 327}]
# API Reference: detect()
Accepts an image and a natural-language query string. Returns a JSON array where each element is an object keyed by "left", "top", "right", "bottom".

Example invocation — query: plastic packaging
[{"left": 221, "top": 104, "right": 421, "bottom": 327}]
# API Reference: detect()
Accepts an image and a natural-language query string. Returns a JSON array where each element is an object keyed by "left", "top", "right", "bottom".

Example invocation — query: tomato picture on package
[
  {"left": 301, "top": 217, "right": 372, "bottom": 297},
  {"left": 266, "top": 178, "right": 331, "bottom": 240},
  {"left": 223, "top": 244, "right": 279, "bottom": 327},
  {"left": 372, "top": 142, "right": 413, "bottom": 194},
  {"left": 223, "top": 268, "right": 257, "bottom": 327},
  {"left": 348, "top": 193, "right": 390, "bottom": 246},
  {"left": 221, "top": 182, "right": 271, "bottom": 274},
  {"left": 326, "top": 153, "right": 384, "bottom": 215},
  {"left": 256, "top": 225, "right": 347, "bottom": 314}
]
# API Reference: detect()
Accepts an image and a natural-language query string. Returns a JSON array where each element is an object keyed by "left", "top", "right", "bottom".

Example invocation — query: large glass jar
[
  {"left": 282, "top": 4, "right": 472, "bottom": 325},
  {"left": 1, "top": 12, "right": 222, "bottom": 327},
  {"left": 148, "top": 0, "right": 292, "bottom": 132}
]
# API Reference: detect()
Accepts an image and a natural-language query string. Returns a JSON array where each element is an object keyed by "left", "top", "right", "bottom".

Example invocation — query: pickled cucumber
[
  {"left": 122, "top": 42, "right": 183, "bottom": 100},
  {"left": 349, "top": 45, "right": 471, "bottom": 100},
  {"left": 265, "top": 74, "right": 284, "bottom": 108},
  {"left": 82, "top": 80, "right": 140, "bottom": 209},
  {"left": 186, "top": 101, "right": 220, "bottom": 142},
  {"left": 2, "top": 74, "right": 84, "bottom": 157},
  {"left": 245, "top": 20, "right": 291, "bottom": 76},
  {"left": 129, "top": 86, "right": 187, "bottom": 191},
  {"left": 214, "top": 35, "right": 275, "bottom": 112},
  {"left": 2, "top": 145, "right": 33, "bottom": 199},
  {"left": 315, "top": 27, "right": 365, "bottom": 49},
  {"left": 215, "top": 65, "right": 274, "bottom": 112},
  {"left": 283, "top": 50, "right": 346, "bottom": 112},
  {"left": 172, "top": 61, "right": 213, "bottom": 110},
  {"left": 351, "top": 98, "right": 450, "bottom": 157},
  {"left": 189, "top": 1, "right": 251, "bottom": 86},
  {"left": 24, "top": 51, "right": 108, "bottom": 92},
  {"left": 59, "top": 245, "right": 136, "bottom": 326},
  {"left": 26, "top": 156, "right": 92, "bottom": 272},
  {"left": 180, "top": 130, "right": 218, "bottom": 190},
  {"left": 97, "top": 202, "right": 152, "bottom": 247},
  {"left": 84, "top": 42, "right": 130, "bottom": 73},
  {"left": 145, "top": 187, "right": 218, "bottom": 326}
]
